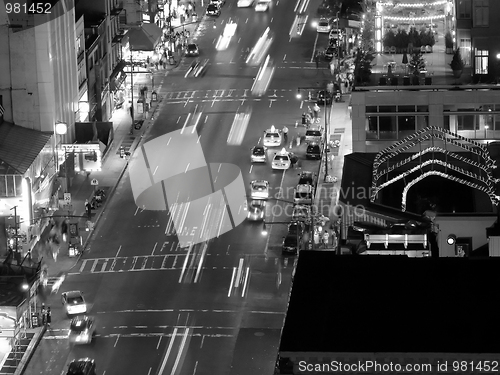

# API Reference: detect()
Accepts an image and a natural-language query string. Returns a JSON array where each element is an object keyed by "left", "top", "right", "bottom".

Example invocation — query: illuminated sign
[{"left": 62, "top": 143, "right": 102, "bottom": 172}]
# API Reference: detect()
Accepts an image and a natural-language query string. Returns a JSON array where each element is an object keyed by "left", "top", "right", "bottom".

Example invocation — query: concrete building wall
[{"left": 0, "top": 0, "right": 78, "bottom": 143}]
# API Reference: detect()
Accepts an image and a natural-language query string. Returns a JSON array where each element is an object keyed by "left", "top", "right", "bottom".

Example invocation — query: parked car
[
  {"left": 317, "top": 90, "right": 332, "bottom": 105},
  {"left": 206, "top": 3, "right": 221, "bottom": 16},
  {"left": 298, "top": 171, "right": 316, "bottom": 186},
  {"left": 292, "top": 205, "right": 311, "bottom": 222},
  {"left": 294, "top": 184, "right": 314, "bottom": 205},
  {"left": 210, "top": 0, "right": 225, "bottom": 6},
  {"left": 237, "top": 0, "right": 254, "bottom": 7},
  {"left": 288, "top": 221, "right": 305, "bottom": 237},
  {"left": 272, "top": 148, "right": 291, "bottom": 170},
  {"left": 324, "top": 46, "right": 336, "bottom": 61},
  {"left": 282, "top": 234, "right": 302, "bottom": 254},
  {"left": 305, "top": 126, "right": 323, "bottom": 143},
  {"left": 306, "top": 143, "right": 322, "bottom": 160},
  {"left": 255, "top": 0, "right": 270, "bottom": 11}
]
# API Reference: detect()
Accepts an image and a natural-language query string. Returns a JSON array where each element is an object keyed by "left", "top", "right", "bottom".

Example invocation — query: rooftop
[{"left": 280, "top": 252, "right": 500, "bottom": 354}]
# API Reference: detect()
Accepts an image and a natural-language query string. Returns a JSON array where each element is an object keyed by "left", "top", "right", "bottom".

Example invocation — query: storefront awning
[
  {"left": 0, "top": 122, "right": 52, "bottom": 175},
  {"left": 126, "top": 23, "right": 163, "bottom": 51}
]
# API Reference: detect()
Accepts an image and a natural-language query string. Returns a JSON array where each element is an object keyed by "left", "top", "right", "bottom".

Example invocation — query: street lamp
[{"left": 55, "top": 121, "right": 71, "bottom": 193}]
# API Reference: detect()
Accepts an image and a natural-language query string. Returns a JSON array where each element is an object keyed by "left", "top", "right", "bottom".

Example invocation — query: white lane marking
[
  {"left": 193, "top": 361, "right": 198, "bottom": 375},
  {"left": 134, "top": 207, "right": 140, "bottom": 216},
  {"left": 153, "top": 165, "right": 159, "bottom": 175},
  {"left": 185, "top": 163, "right": 190, "bottom": 173},
  {"left": 241, "top": 267, "right": 250, "bottom": 297},
  {"left": 180, "top": 113, "right": 192, "bottom": 135},
  {"left": 249, "top": 165, "right": 253, "bottom": 174},
  {"left": 228, "top": 268, "right": 236, "bottom": 297},
  {"left": 171, "top": 328, "right": 190, "bottom": 375},
  {"left": 158, "top": 327, "right": 178, "bottom": 375},
  {"left": 235, "top": 258, "right": 244, "bottom": 287},
  {"left": 157, "top": 336, "right": 162, "bottom": 349},
  {"left": 151, "top": 242, "right": 158, "bottom": 256},
  {"left": 194, "top": 243, "right": 208, "bottom": 283},
  {"left": 79, "top": 260, "right": 87, "bottom": 273},
  {"left": 179, "top": 244, "right": 193, "bottom": 283},
  {"left": 114, "top": 335, "right": 120, "bottom": 347}
]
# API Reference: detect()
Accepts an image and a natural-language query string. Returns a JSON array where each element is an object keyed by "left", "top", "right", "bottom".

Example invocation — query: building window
[
  {"left": 458, "top": 0, "right": 471, "bottom": 19},
  {"left": 474, "top": 48, "right": 488, "bottom": 74},
  {"left": 474, "top": 0, "right": 489, "bottom": 27},
  {"left": 366, "top": 117, "right": 378, "bottom": 139},
  {"left": 457, "top": 114, "right": 478, "bottom": 130}
]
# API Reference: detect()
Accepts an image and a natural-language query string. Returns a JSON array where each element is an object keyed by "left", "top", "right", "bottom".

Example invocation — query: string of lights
[{"left": 378, "top": 0, "right": 448, "bottom": 7}]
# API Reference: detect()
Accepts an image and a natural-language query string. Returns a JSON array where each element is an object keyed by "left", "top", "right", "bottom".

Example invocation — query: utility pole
[{"left": 129, "top": 51, "right": 134, "bottom": 134}]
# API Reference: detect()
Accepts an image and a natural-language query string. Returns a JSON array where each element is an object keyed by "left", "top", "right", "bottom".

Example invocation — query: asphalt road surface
[{"left": 26, "top": 0, "right": 333, "bottom": 374}]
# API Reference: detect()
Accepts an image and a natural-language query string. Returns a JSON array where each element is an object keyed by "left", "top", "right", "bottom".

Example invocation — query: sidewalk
[{"left": 0, "top": 14, "right": 210, "bottom": 375}]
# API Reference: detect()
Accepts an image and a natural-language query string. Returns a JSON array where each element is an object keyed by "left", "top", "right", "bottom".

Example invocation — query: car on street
[
  {"left": 316, "top": 18, "right": 331, "bottom": 33},
  {"left": 69, "top": 316, "right": 96, "bottom": 345},
  {"left": 292, "top": 205, "right": 311, "bottom": 222},
  {"left": 251, "top": 145, "right": 267, "bottom": 162},
  {"left": 62, "top": 290, "right": 87, "bottom": 316},
  {"left": 282, "top": 234, "right": 302, "bottom": 254},
  {"left": 288, "top": 221, "right": 305, "bottom": 237},
  {"left": 306, "top": 143, "right": 322, "bottom": 160},
  {"left": 247, "top": 200, "right": 266, "bottom": 221},
  {"left": 294, "top": 184, "right": 314, "bottom": 205},
  {"left": 317, "top": 90, "right": 332, "bottom": 105},
  {"left": 255, "top": 0, "right": 270, "bottom": 11},
  {"left": 305, "top": 126, "right": 323, "bottom": 143},
  {"left": 66, "top": 357, "right": 96, "bottom": 375},
  {"left": 324, "top": 46, "right": 335, "bottom": 61},
  {"left": 263, "top": 126, "right": 282, "bottom": 147},
  {"left": 206, "top": 3, "right": 221, "bottom": 16},
  {"left": 250, "top": 180, "right": 270, "bottom": 199},
  {"left": 298, "top": 171, "right": 316, "bottom": 186},
  {"left": 210, "top": 0, "right": 225, "bottom": 6},
  {"left": 272, "top": 148, "right": 292, "bottom": 170},
  {"left": 237, "top": 0, "right": 254, "bottom": 7},
  {"left": 193, "top": 59, "right": 209, "bottom": 77},
  {"left": 185, "top": 43, "right": 200, "bottom": 57}
]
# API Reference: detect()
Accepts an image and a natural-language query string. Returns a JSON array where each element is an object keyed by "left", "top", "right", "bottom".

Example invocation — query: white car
[
  {"left": 237, "top": 0, "right": 254, "bottom": 7},
  {"left": 292, "top": 205, "right": 311, "bottom": 222},
  {"left": 255, "top": 0, "right": 269, "bottom": 11},
  {"left": 272, "top": 148, "right": 291, "bottom": 170},
  {"left": 69, "top": 316, "right": 96, "bottom": 345},
  {"left": 250, "top": 180, "right": 270, "bottom": 199},
  {"left": 316, "top": 18, "right": 331, "bottom": 33},
  {"left": 62, "top": 290, "right": 87, "bottom": 316},
  {"left": 263, "top": 125, "right": 282, "bottom": 147}
]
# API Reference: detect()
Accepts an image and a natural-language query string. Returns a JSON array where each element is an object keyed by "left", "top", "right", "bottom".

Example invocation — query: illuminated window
[
  {"left": 474, "top": 0, "right": 489, "bottom": 27},
  {"left": 474, "top": 48, "right": 488, "bottom": 74},
  {"left": 459, "top": 38, "right": 471, "bottom": 66}
]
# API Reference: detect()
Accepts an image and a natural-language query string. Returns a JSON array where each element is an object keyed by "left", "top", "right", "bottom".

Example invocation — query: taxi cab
[
  {"left": 69, "top": 316, "right": 96, "bottom": 345},
  {"left": 263, "top": 125, "right": 282, "bottom": 147},
  {"left": 272, "top": 148, "right": 291, "bottom": 170}
]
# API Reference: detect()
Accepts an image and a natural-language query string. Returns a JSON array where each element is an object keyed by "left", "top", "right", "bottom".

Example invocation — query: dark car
[
  {"left": 306, "top": 143, "right": 322, "bottom": 160},
  {"left": 67, "top": 358, "right": 96, "bottom": 375},
  {"left": 185, "top": 43, "right": 199, "bottom": 57},
  {"left": 288, "top": 221, "right": 305, "bottom": 237},
  {"left": 282, "top": 234, "right": 301, "bottom": 254},
  {"left": 317, "top": 90, "right": 332, "bottom": 105},
  {"left": 207, "top": 3, "right": 221, "bottom": 16},
  {"left": 324, "top": 46, "right": 336, "bottom": 61},
  {"left": 298, "top": 171, "right": 316, "bottom": 186}
]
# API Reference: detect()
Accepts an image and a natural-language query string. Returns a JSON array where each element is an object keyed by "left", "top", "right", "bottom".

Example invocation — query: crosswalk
[{"left": 162, "top": 88, "right": 299, "bottom": 102}]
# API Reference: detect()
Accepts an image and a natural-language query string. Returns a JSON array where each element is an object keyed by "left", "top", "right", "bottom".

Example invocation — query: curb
[{"left": 15, "top": 326, "right": 46, "bottom": 375}]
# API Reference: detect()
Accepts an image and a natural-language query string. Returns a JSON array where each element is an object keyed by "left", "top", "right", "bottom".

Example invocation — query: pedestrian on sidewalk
[
  {"left": 322, "top": 231, "right": 330, "bottom": 249},
  {"left": 41, "top": 304, "right": 47, "bottom": 325},
  {"left": 313, "top": 103, "right": 320, "bottom": 122},
  {"left": 85, "top": 199, "right": 92, "bottom": 219},
  {"left": 46, "top": 307, "right": 52, "bottom": 327}
]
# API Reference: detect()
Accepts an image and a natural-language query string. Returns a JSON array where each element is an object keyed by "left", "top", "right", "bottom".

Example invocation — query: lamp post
[
  {"left": 55, "top": 122, "right": 70, "bottom": 192},
  {"left": 296, "top": 87, "right": 330, "bottom": 180},
  {"left": 129, "top": 50, "right": 135, "bottom": 134}
]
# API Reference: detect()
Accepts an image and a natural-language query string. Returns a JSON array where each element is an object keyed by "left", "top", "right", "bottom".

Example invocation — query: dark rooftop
[{"left": 280, "top": 252, "right": 500, "bottom": 354}]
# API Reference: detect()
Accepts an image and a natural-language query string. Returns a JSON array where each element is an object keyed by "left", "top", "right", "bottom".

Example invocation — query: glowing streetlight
[{"left": 55, "top": 122, "right": 68, "bottom": 135}]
